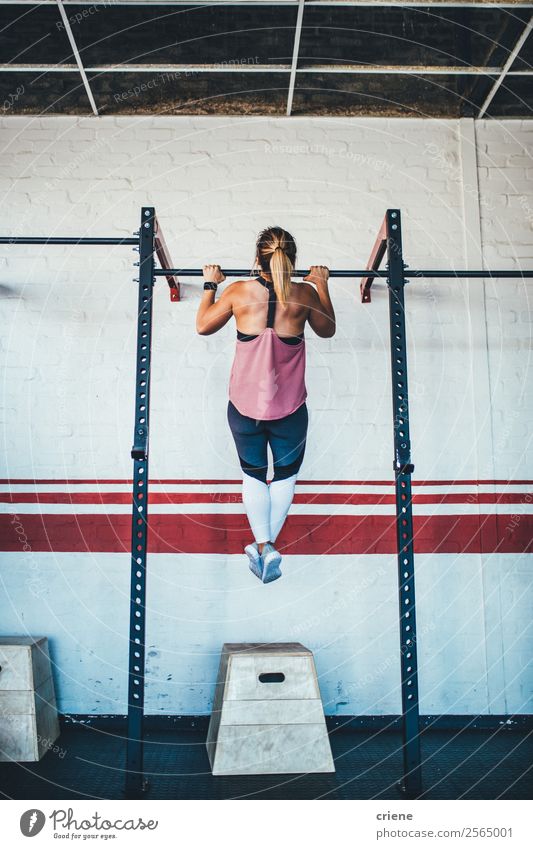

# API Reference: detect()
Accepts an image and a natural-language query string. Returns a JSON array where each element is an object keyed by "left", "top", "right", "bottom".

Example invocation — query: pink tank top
[{"left": 229, "top": 277, "right": 307, "bottom": 420}]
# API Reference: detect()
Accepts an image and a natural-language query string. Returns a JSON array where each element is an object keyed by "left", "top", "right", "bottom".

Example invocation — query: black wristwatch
[{"left": 203, "top": 281, "right": 218, "bottom": 291}]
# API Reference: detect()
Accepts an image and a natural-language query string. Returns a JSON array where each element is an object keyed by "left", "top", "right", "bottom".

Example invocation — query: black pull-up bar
[
  {"left": 155, "top": 267, "right": 381, "bottom": 278},
  {"left": 2, "top": 234, "right": 530, "bottom": 308},
  {"left": 0, "top": 237, "right": 138, "bottom": 245},
  {"left": 154, "top": 267, "right": 532, "bottom": 278}
]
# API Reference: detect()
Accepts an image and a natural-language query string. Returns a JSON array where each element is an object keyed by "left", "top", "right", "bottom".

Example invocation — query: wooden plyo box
[
  {"left": 207, "top": 643, "right": 335, "bottom": 775},
  {"left": 0, "top": 637, "right": 60, "bottom": 762}
]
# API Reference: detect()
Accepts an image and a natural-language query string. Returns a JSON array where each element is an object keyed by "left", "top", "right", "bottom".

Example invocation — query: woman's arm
[
  {"left": 304, "top": 266, "right": 336, "bottom": 338},
  {"left": 196, "top": 264, "right": 234, "bottom": 335}
]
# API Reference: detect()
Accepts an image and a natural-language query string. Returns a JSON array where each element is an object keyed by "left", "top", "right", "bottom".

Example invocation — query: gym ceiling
[{"left": 0, "top": 1, "right": 532, "bottom": 118}]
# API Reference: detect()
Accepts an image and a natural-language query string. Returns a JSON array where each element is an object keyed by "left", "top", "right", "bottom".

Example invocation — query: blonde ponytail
[
  {"left": 255, "top": 226, "right": 297, "bottom": 306},
  {"left": 270, "top": 246, "right": 294, "bottom": 305}
]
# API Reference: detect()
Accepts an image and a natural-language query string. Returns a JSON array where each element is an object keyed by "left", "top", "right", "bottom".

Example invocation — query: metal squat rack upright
[
  {"left": 126, "top": 207, "right": 178, "bottom": 796},
  {"left": 362, "top": 209, "right": 421, "bottom": 795}
]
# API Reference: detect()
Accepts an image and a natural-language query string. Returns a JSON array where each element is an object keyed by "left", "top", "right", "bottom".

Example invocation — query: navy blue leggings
[{"left": 227, "top": 400, "right": 308, "bottom": 483}]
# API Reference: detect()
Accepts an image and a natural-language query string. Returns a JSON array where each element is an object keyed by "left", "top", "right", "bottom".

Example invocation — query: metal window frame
[
  {"left": 286, "top": 0, "right": 306, "bottom": 115},
  {"left": 1, "top": 0, "right": 530, "bottom": 117},
  {"left": 55, "top": 0, "right": 98, "bottom": 115},
  {"left": 478, "top": 14, "right": 533, "bottom": 117}
]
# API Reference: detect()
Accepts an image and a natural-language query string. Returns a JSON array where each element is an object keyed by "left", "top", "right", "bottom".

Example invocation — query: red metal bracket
[
  {"left": 360, "top": 213, "right": 388, "bottom": 303},
  {"left": 154, "top": 216, "right": 180, "bottom": 301}
]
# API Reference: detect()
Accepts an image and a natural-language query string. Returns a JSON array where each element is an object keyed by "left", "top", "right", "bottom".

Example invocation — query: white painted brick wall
[
  {"left": 0, "top": 115, "right": 531, "bottom": 717},
  {"left": 476, "top": 121, "right": 533, "bottom": 478}
]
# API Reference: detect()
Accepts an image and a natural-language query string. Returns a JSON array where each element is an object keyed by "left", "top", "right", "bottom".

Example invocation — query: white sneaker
[
  {"left": 244, "top": 542, "right": 263, "bottom": 581},
  {"left": 261, "top": 543, "right": 282, "bottom": 584}
]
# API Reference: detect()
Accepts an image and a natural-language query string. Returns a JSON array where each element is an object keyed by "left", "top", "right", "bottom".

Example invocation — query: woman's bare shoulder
[
  {"left": 230, "top": 278, "right": 258, "bottom": 288},
  {"left": 226, "top": 278, "right": 258, "bottom": 302},
  {"left": 292, "top": 281, "right": 316, "bottom": 302}
]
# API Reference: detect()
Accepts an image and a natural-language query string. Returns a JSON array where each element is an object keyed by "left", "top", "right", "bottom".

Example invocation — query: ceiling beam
[
  {"left": 286, "top": 0, "right": 306, "bottom": 116},
  {"left": 56, "top": 0, "right": 98, "bottom": 115},
  {"left": 478, "top": 14, "right": 533, "bottom": 117},
  {"left": 4, "top": 63, "right": 532, "bottom": 75},
  {"left": 2, "top": 1, "right": 532, "bottom": 6}
]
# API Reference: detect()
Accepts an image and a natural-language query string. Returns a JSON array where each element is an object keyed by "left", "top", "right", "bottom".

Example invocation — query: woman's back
[
  {"left": 229, "top": 275, "right": 307, "bottom": 420},
  {"left": 231, "top": 278, "right": 312, "bottom": 339}
]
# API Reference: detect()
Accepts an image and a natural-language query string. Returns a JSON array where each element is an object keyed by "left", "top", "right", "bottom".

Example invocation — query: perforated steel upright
[
  {"left": 386, "top": 209, "right": 422, "bottom": 796},
  {"left": 125, "top": 207, "right": 156, "bottom": 796}
]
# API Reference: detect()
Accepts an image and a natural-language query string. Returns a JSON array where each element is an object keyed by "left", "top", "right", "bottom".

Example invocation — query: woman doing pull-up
[{"left": 196, "top": 227, "right": 335, "bottom": 583}]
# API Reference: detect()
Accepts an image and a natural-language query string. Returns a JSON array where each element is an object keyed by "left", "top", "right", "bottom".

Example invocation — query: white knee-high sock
[
  {"left": 242, "top": 472, "right": 271, "bottom": 544},
  {"left": 269, "top": 473, "right": 298, "bottom": 543}
]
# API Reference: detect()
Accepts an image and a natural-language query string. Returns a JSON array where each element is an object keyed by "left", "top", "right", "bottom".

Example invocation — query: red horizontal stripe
[
  {"left": 0, "top": 492, "right": 531, "bottom": 505},
  {"left": 1, "top": 478, "right": 532, "bottom": 487},
  {"left": 292, "top": 480, "right": 533, "bottom": 487},
  {"left": 2, "top": 514, "right": 531, "bottom": 554},
  {"left": 0, "top": 478, "right": 241, "bottom": 486}
]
